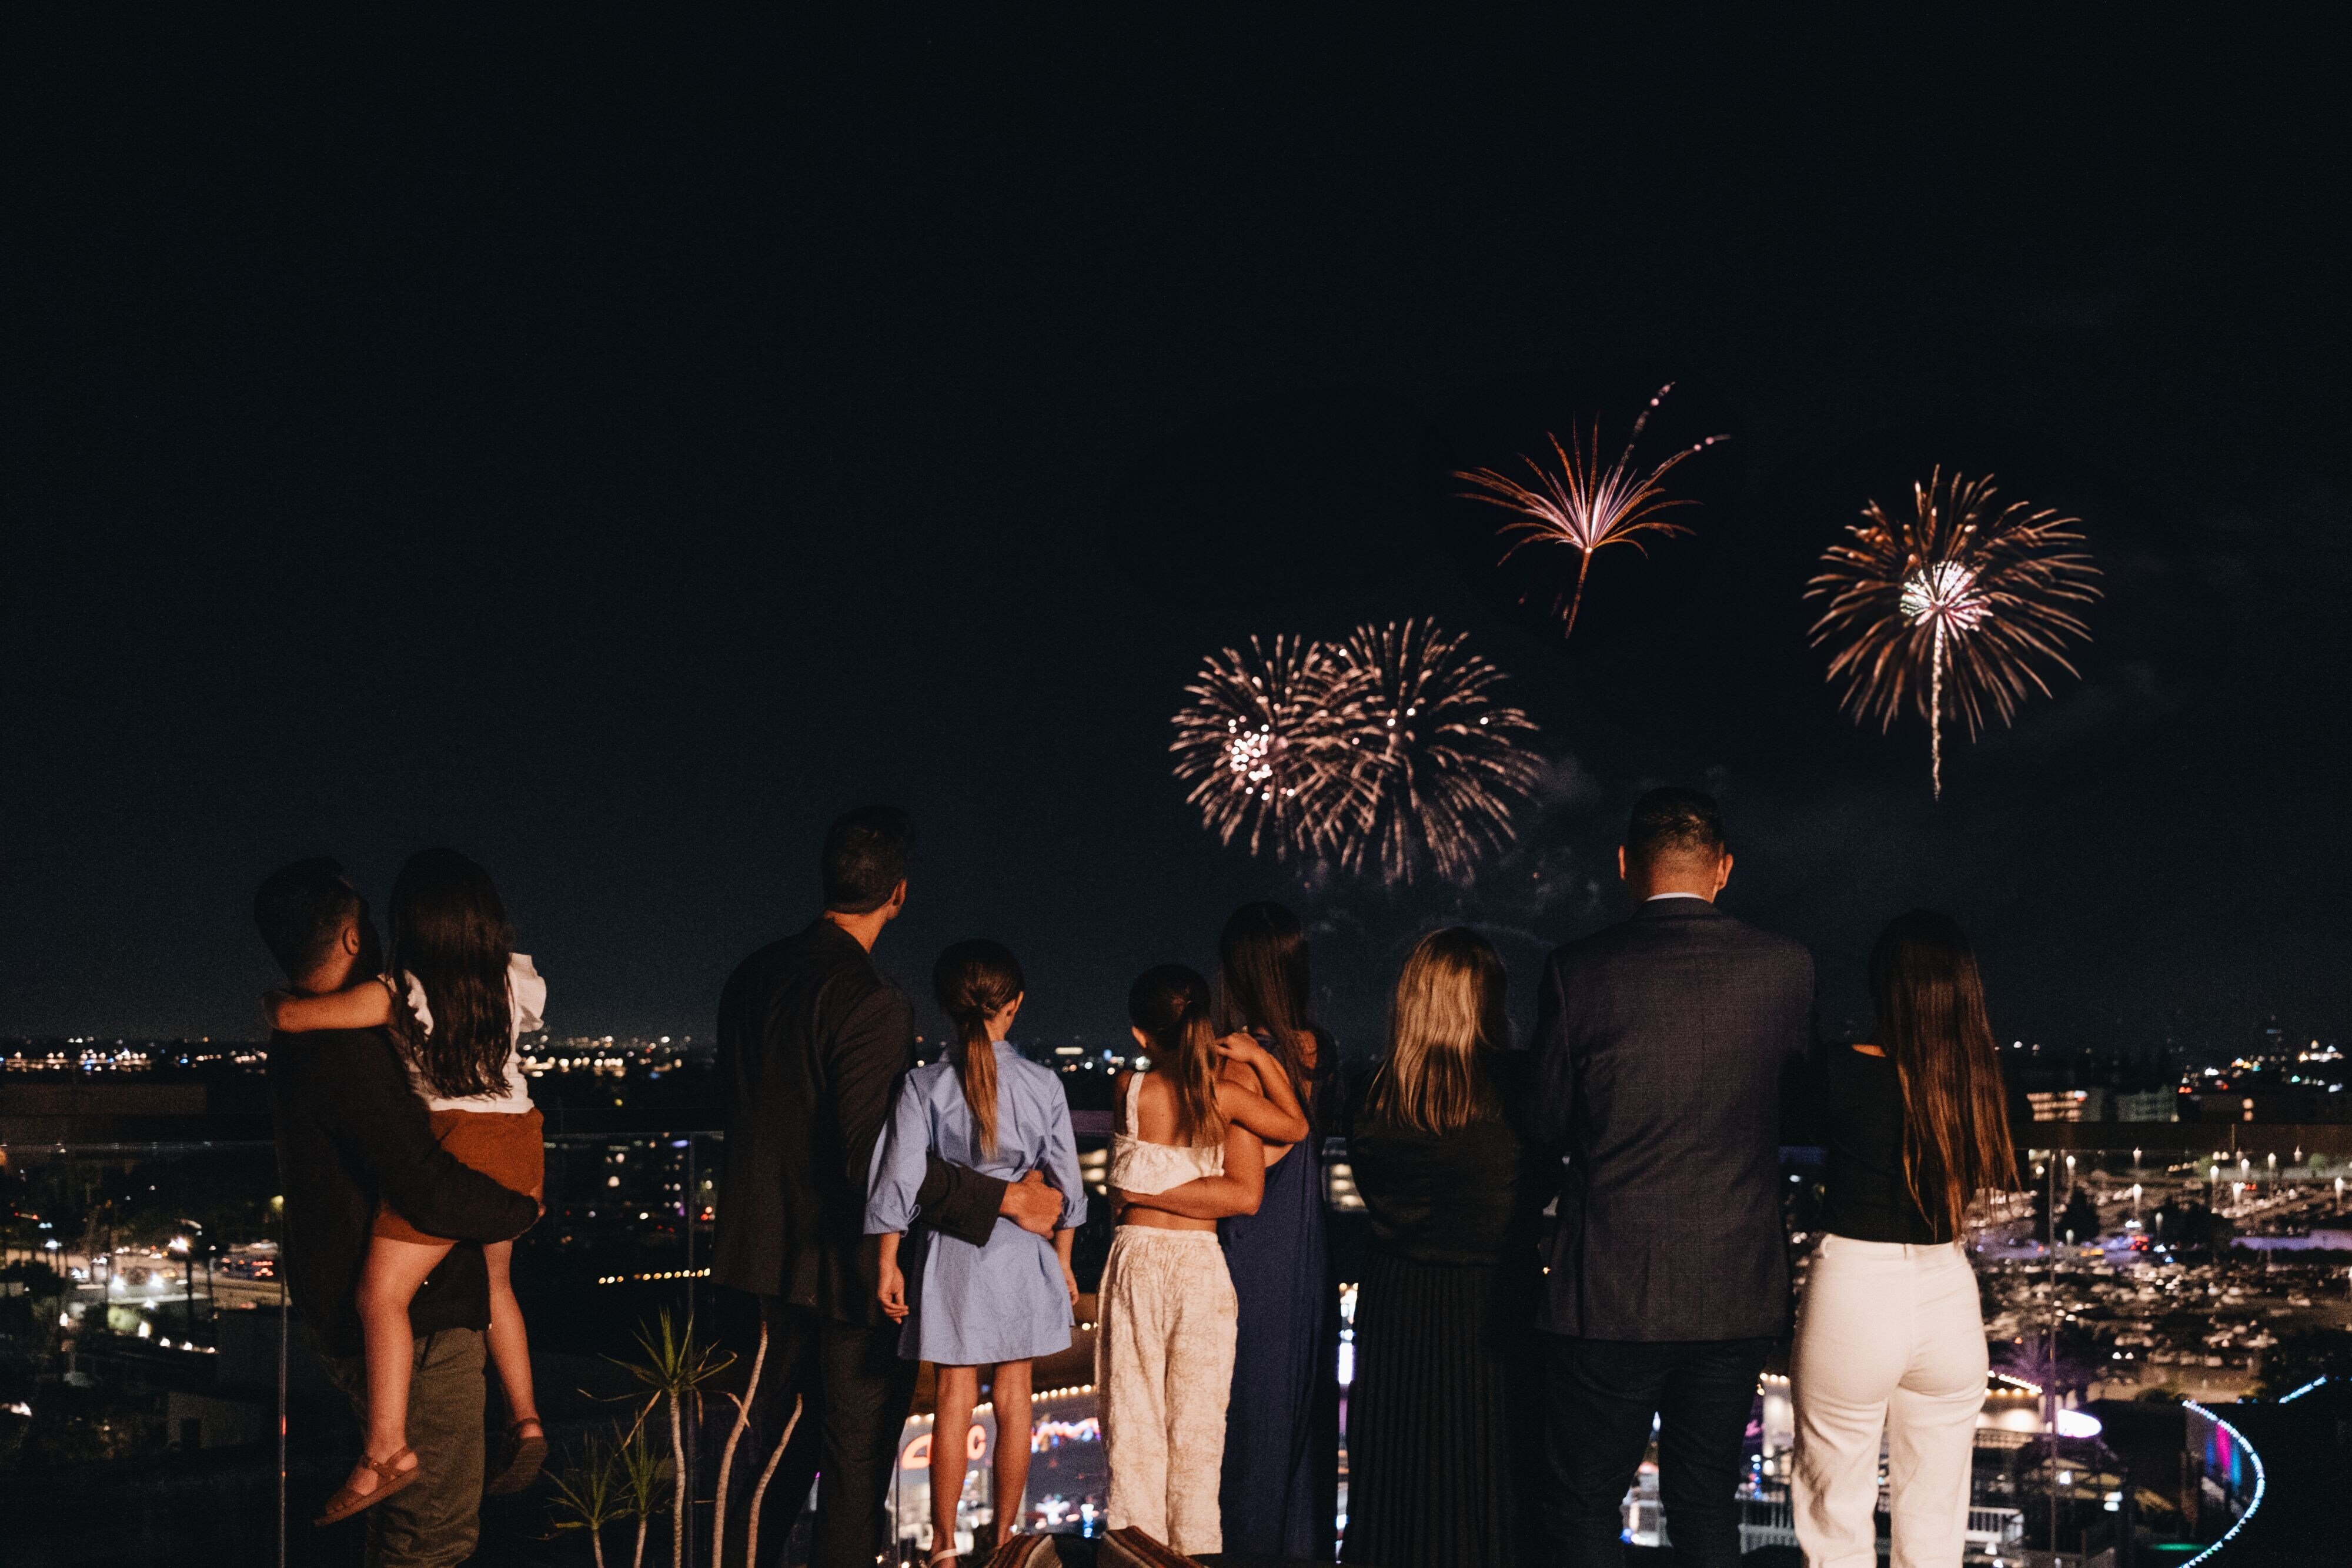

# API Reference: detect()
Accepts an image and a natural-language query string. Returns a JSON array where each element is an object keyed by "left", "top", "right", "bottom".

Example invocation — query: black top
[
  {"left": 1529, "top": 896, "right": 1816, "bottom": 1340},
  {"left": 267, "top": 1026, "right": 541, "bottom": 1359},
  {"left": 1346, "top": 1054, "right": 1556, "bottom": 1267},
  {"left": 1819, "top": 1045, "right": 1947, "bottom": 1244},
  {"left": 711, "top": 918, "right": 1006, "bottom": 1323}
]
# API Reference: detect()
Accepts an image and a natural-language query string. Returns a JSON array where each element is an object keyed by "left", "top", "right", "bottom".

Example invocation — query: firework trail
[
  {"left": 1325, "top": 618, "right": 1543, "bottom": 885},
  {"left": 1807, "top": 467, "right": 2100, "bottom": 797},
  {"left": 1168, "top": 635, "right": 1361, "bottom": 862},
  {"left": 1454, "top": 381, "right": 1732, "bottom": 640}
]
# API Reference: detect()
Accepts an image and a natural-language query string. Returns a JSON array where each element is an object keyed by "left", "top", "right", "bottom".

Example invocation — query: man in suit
[
  {"left": 1529, "top": 788, "right": 1815, "bottom": 1568},
  {"left": 714, "top": 805, "right": 1065, "bottom": 1567},
  {"left": 255, "top": 858, "right": 542, "bottom": 1565}
]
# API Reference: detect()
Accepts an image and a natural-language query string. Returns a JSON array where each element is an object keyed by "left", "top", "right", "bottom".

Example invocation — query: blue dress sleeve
[
  {"left": 864, "top": 1075, "right": 930, "bottom": 1235},
  {"left": 1038, "top": 1084, "right": 1088, "bottom": 1231}
]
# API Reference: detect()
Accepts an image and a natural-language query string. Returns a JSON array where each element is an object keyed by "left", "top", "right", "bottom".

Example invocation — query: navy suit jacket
[{"left": 1529, "top": 896, "right": 1815, "bottom": 1341}]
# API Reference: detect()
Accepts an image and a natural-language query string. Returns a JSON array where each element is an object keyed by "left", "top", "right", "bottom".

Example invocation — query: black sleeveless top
[{"left": 1819, "top": 1046, "right": 1950, "bottom": 1245}]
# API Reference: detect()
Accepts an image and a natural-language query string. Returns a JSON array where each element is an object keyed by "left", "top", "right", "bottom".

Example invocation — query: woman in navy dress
[{"left": 1213, "top": 902, "right": 1342, "bottom": 1560}]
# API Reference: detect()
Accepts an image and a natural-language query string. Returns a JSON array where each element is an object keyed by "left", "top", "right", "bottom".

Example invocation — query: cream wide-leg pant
[
  {"left": 1791, "top": 1233, "right": 1987, "bottom": 1568},
  {"left": 1095, "top": 1226, "right": 1239, "bottom": 1555}
]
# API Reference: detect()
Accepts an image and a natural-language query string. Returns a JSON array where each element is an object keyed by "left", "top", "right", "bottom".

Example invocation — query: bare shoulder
[{"left": 1215, "top": 1057, "right": 1261, "bottom": 1091}]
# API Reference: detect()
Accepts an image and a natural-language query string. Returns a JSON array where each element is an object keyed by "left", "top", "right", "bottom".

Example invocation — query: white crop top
[{"left": 1108, "top": 1069, "right": 1224, "bottom": 1195}]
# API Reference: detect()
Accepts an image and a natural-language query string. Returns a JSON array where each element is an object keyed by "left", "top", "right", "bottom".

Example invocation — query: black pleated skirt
[{"left": 1343, "top": 1249, "right": 1541, "bottom": 1568}]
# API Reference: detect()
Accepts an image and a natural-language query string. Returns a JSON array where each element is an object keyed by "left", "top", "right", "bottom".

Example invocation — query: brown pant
[{"left": 321, "top": 1326, "right": 489, "bottom": 1568}]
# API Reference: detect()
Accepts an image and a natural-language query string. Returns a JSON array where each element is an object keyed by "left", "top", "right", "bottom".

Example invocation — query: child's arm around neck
[{"left": 263, "top": 974, "right": 398, "bottom": 1035}]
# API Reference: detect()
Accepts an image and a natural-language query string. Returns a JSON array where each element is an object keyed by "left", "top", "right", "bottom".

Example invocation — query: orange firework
[
  {"left": 1454, "top": 381, "right": 1731, "bottom": 640},
  {"left": 1808, "top": 468, "right": 2100, "bottom": 797}
]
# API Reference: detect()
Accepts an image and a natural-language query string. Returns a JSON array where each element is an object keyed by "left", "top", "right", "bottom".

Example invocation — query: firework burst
[
  {"left": 1807, "top": 467, "right": 2100, "bottom": 797},
  {"left": 1454, "top": 381, "right": 1732, "bottom": 640},
  {"left": 1324, "top": 618, "right": 1543, "bottom": 885},
  {"left": 1168, "top": 635, "right": 1361, "bottom": 862}
]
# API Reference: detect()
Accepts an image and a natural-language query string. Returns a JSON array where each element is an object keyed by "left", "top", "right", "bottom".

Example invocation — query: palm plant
[
  {"left": 606, "top": 1311, "right": 733, "bottom": 1568},
  {"left": 615, "top": 1419, "right": 672, "bottom": 1568},
  {"left": 547, "top": 1428, "right": 627, "bottom": 1568}
]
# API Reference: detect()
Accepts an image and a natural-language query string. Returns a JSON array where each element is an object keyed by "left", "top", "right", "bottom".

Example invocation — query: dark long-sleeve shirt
[
  {"left": 267, "top": 1026, "right": 542, "bottom": 1358},
  {"left": 1347, "top": 1054, "right": 1558, "bottom": 1266},
  {"left": 711, "top": 919, "right": 1006, "bottom": 1324},
  {"left": 1818, "top": 1045, "right": 1951, "bottom": 1244}
]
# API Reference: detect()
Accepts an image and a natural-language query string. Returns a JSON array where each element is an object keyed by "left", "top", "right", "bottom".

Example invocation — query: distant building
[
  {"left": 2029, "top": 1088, "right": 2107, "bottom": 1122},
  {"left": 2111, "top": 1088, "right": 2179, "bottom": 1123},
  {"left": 2180, "top": 1088, "right": 2349, "bottom": 1124}
]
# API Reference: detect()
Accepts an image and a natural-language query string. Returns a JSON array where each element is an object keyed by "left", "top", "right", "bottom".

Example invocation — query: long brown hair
[
  {"left": 387, "top": 848, "right": 516, "bottom": 1099},
  {"left": 1869, "top": 910, "right": 2017, "bottom": 1238},
  {"left": 1128, "top": 965, "right": 1227, "bottom": 1149},
  {"left": 933, "top": 939, "right": 1025, "bottom": 1158},
  {"left": 1366, "top": 927, "right": 1508, "bottom": 1136},
  {"left": 1217, "top": 901, "right": 1319, "bottom": 1115}
]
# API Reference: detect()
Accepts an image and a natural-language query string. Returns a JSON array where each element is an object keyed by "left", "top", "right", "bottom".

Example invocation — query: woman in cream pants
[
  {"left": 1793, "top": 911, "right": 2015, "bottom": 1568},
  {"left": 1792, "top": 1235, "right": 1986, "bottom": 1568}
]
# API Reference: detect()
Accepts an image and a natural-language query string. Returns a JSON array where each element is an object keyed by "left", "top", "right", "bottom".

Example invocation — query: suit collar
[
  {"left": 802, "top": 916, "right": 874, "bottom": 958},
  {"left": 1631, "top": 895, "right": 1726, "bottom": 922}
]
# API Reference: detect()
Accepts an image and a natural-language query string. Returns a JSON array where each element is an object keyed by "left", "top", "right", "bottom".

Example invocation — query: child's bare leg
[
  {"left": 990, "top": 1360, "right": 1034, "bottom": 1539},
  {"left": 482, "top": 1240, "right": 540, "bottom": 1436},
  {"left": 353, "top": 1236, "right": 455, "bottom": 1485},
  {"left": 930, "top": 1365, "right": 980, "bottom": 1559}
]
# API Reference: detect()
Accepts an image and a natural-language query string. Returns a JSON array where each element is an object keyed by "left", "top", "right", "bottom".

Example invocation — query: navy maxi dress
[{"left": 1218, "top": 1050, "right": 1343, "bottom": 1559}]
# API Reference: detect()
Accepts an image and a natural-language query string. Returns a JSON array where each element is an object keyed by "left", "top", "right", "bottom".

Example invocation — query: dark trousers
[
  {"left": 1537, "top": 1333, "right": 1772, "bottom": 1568},
  {"left": 320, "top": 1327, "right": 488, "bottom": 1568},
  {"left": 725, "top": 1297, "right": 920, "bottom": 1568}
]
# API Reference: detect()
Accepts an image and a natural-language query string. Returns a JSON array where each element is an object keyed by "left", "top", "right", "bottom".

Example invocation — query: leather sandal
[
  {"left": 485, "top": 1417, "right": 548, "bottom": 1495},
  {"left": 314, "top": 1446, "right": 419, "bottom": 1526}
]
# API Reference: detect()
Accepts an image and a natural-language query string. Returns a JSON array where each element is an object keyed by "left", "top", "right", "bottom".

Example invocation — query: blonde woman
[{"left": 1343, "top": 928, "right": 1555, "bottom": 1568}]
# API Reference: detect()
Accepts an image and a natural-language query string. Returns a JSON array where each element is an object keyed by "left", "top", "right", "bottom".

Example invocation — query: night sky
[{"left": 8, "top": 16, "right": 2347, "bottom": 1061}]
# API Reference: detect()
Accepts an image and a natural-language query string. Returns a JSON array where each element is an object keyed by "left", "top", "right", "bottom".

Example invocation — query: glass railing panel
[{"left": 8, "top": 1124, "right": 2340, "bottom": 1564}]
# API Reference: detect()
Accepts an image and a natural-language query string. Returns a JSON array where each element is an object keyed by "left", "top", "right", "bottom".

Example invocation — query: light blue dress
[{"left": 866, "top": 1041, "right": 1087, "bottom": 1365}]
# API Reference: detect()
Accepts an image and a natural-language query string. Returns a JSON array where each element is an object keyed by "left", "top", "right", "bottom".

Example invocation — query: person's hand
[
  {"left": 1063, "top": 1265, "right": 1080, "bottom": 1313},
  {"left": 1213, "top": 1031, "right": 1268, "bottom": 1066},
  {"left": 1000, "top": 1169, "right": 1060, "bottom": 1237},
  {"left": 877, "top": 1259, "right": 908, "bottom": 1322}
]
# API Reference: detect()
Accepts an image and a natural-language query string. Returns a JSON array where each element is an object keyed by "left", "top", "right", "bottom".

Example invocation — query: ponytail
[
  {"left": 932, "top": 939, "right": 1026, "bottom": 1159},
  {"left": 1128, "top": 965, "right": 1228, "bottom": 1150},
  {"left": 956, "top": 1011, "right": 1001, "bottom": 1158}
]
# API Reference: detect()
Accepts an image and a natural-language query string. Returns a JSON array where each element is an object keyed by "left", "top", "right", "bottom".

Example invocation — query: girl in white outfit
[
  {"left": 1792, "top": 911, "right": 2017, "bottom": 1568},
  {"left": 1095, "top": 964, "right": 1308, "bottom": 1555}
]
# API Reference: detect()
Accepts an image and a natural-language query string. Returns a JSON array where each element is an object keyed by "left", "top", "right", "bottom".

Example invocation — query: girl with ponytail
[
  {"left": 1094, "top": 965, "right": 1310, "bottom": 1556},
  {"left": 864, "top": 940, "right": 1085, "bottom": 1564}
]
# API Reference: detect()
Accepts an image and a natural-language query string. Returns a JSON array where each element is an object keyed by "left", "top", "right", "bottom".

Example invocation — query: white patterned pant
[
  {"left": 1792, "top": 1234, "right": 1988, "bottom": 1568},
  {"left": 1095, "top": 1226, "right": 1238, "bottom": 1556}
]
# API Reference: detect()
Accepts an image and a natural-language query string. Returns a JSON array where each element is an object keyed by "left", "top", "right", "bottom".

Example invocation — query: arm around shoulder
[{"left": 1219, "top": 1077, "right": 1309, "bottom": 1146}]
